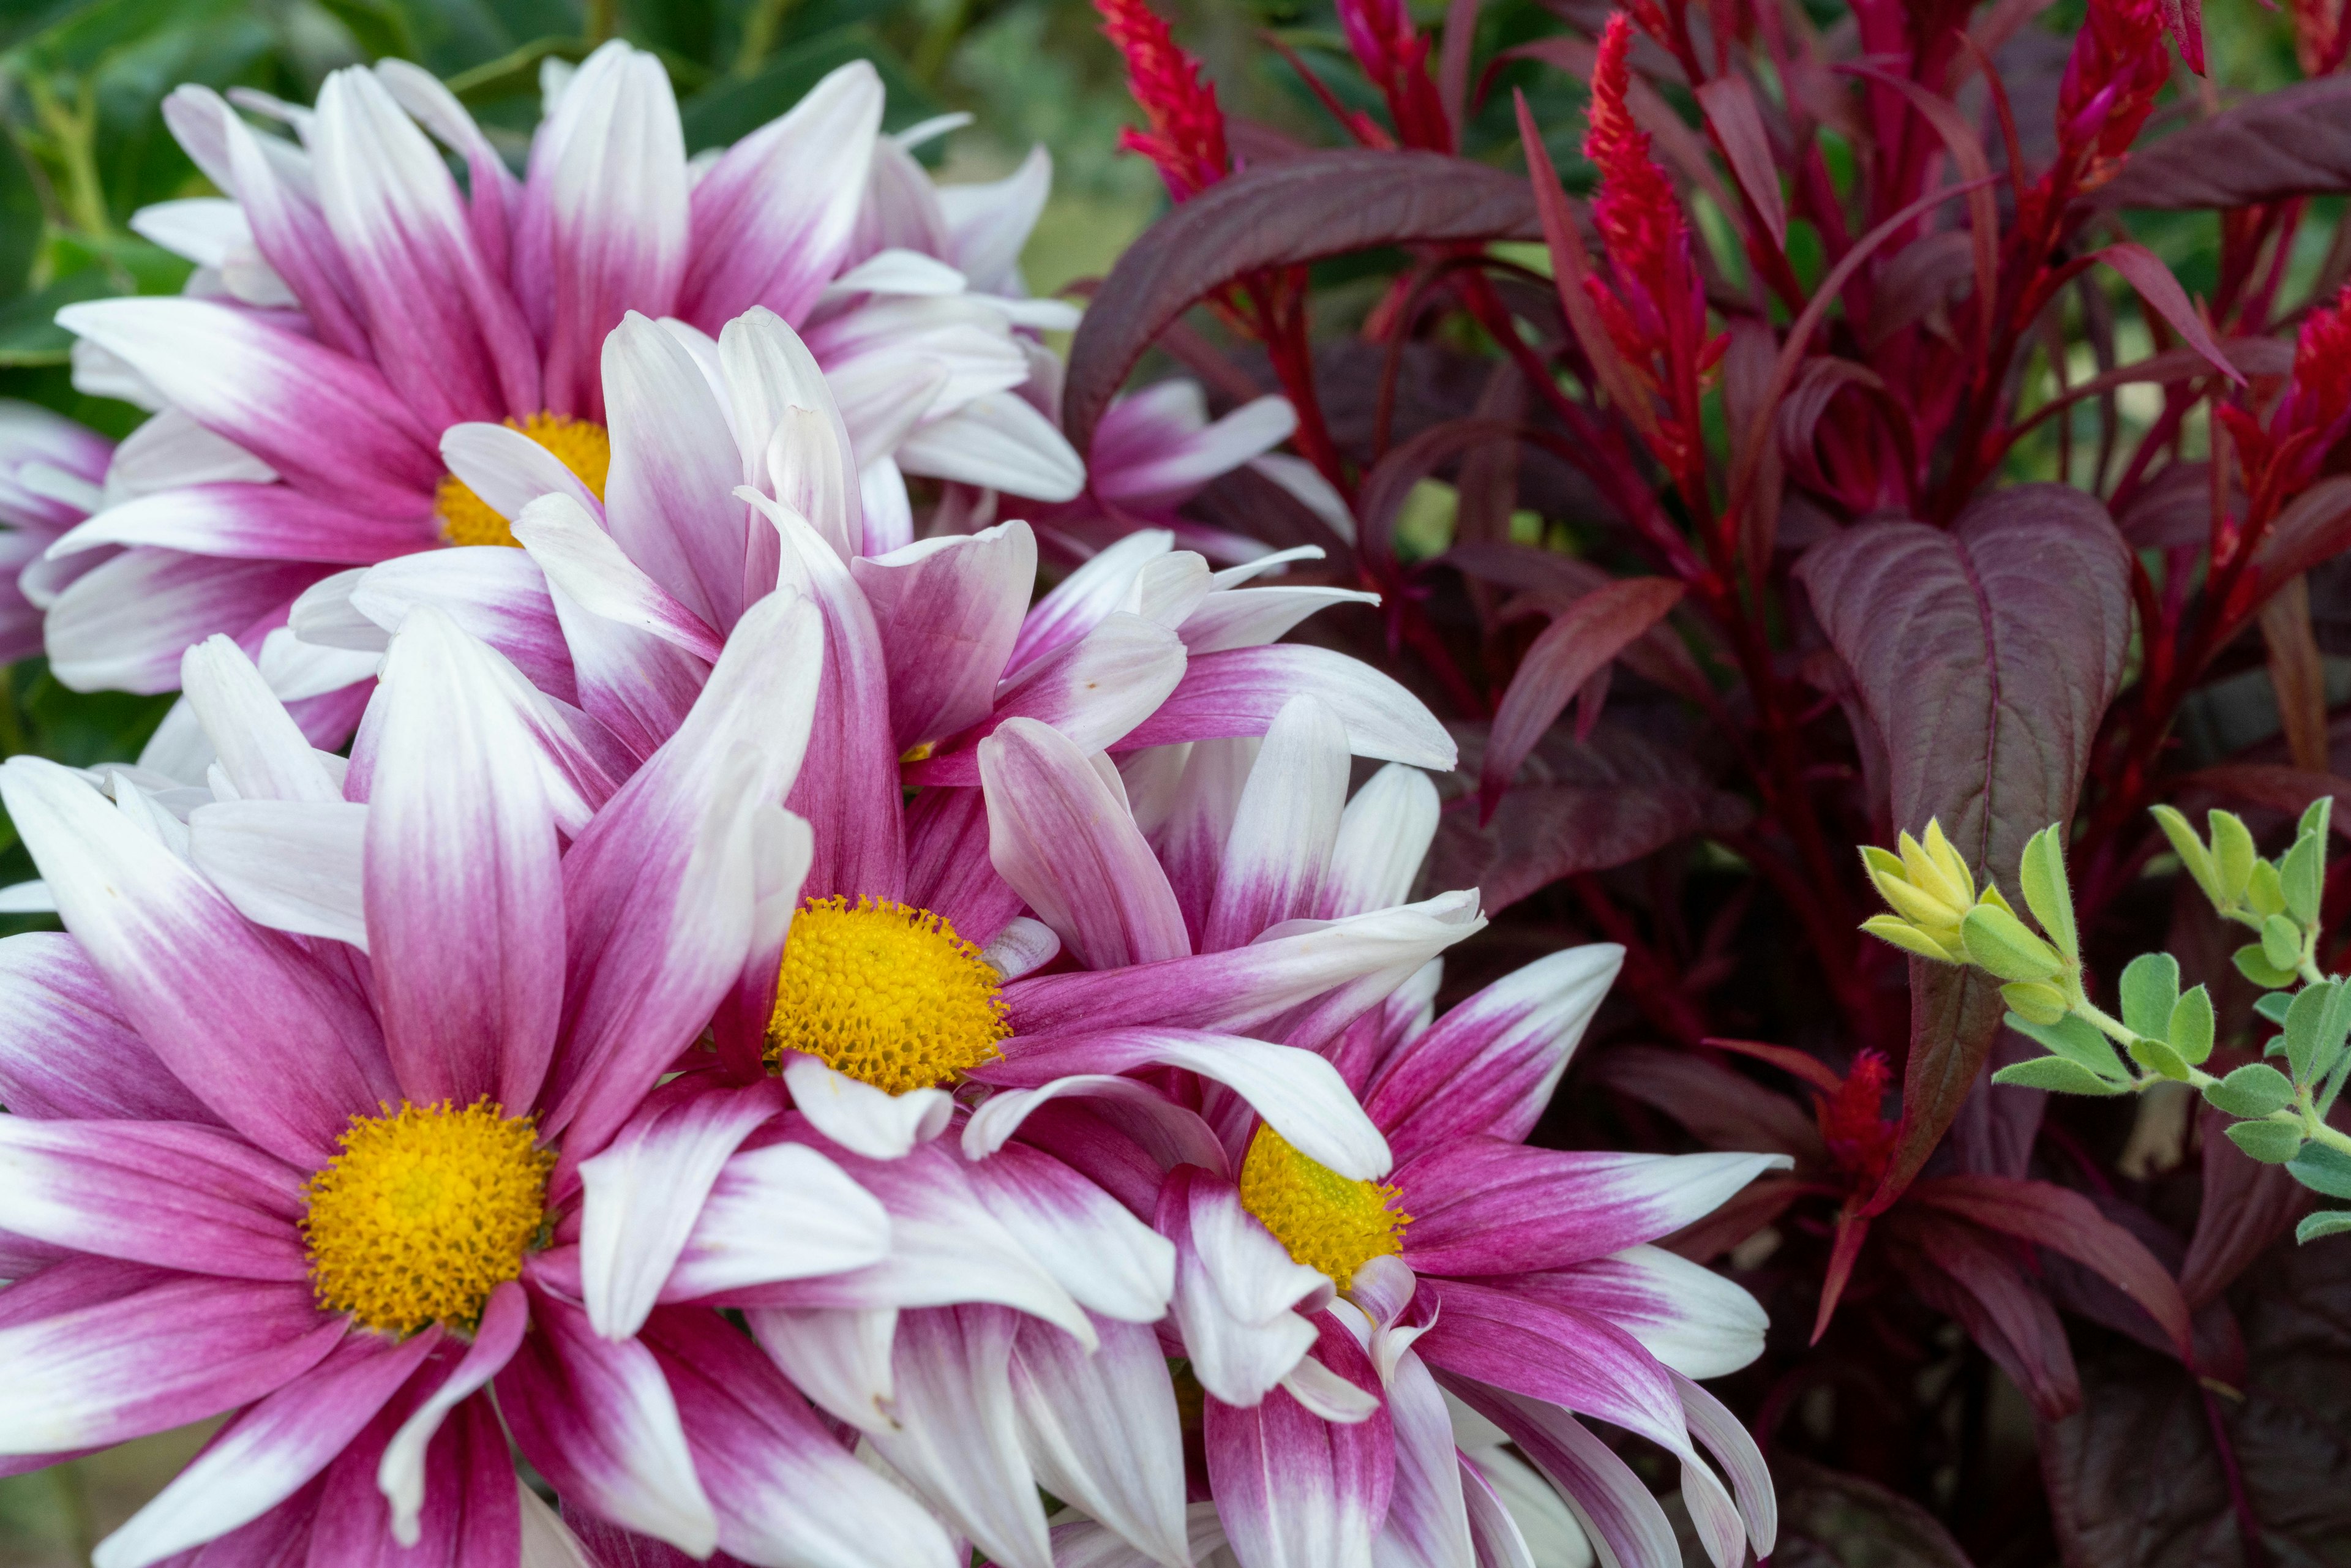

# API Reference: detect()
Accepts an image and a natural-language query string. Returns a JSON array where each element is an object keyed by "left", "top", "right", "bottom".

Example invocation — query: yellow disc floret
[
  {"left": 767, "top": 896, "right": 1010, "bottom": 1094},
  {"left": 435, "top": 411, "right": 611, "bottom": 548},
  {"left": 301, "top": 1098, "right": 553, "bottom": 1335},
  {"left": 1239, "top": 1125, "right": 1411, "bottom": 1288}
]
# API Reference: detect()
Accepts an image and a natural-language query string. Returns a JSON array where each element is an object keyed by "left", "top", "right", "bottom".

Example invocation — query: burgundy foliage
[{"left": 1076, "top": 0, "right": 2351, "bottom": 1558}]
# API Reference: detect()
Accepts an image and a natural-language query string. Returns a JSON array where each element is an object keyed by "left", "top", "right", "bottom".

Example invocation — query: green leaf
[
  {"left": 2300, "top": 794, "right": 2334, "bottom": 846},
  {"left": 2204, "top": 1062, "right": 2297, "bottom": 1118},
  {"left": 2251, "top": 860, "right": 2288, "bottom": 918},
  {"left": 2285, "top": 1142, "right": 2351, "bottom": 1200},
  {"left": 2212, "top": 809, "right": 2257, "bottom": 904},
  {"left": 2018, "top": 825, "right": 2077, "bottom": 960},
  {"left": 2282, "top": 833, "right": 2325, "bottom": 927},
  {"left": 2257, "top": 991, "right": 2295, "bottom": 1026},
  {"left": 2235, "top": 943, "right": 2300, "bottom": 990},
  {"left": 2006, "top": 1012, "right": 2130, "bottom": 1080},
  {"left": 2118, "top": 953, "right": 2180, "bottom": 1038},
  {"left": 679, "top": 26, "right": 938, "bottom": 151},
  {"left": 1992, "top": 1056, "right": 2131, "bottom": 1095},
  {"left": 1860, "top": 914, "right": 1957, "bottom": 964},
  {"left": 1960, "top": 903, "right": 2063, "bottom": 982},
  {"left": 2262, "top": 912, "right": 2303, "bottom": 971},
  {"left": 2227, "top": 1120, "right": 2307, "bottom": 1163},
  {"left": 2168, "top": 985, "right": 2216, "bottom": 1065},
  {"left": 2126, "top": 1032, "right": 2191, "bottom": 1081},
  {"left": 2295, "top": 1209, "right": 2351, "bottom": 1242},
  {"left": 2151, "top": 804, "right": 2220, "bottom": 904},
  {"left": 2281, "top": 981, "right": 2351, "bottom": 1086},
  {"left": 0, "top": 270, "right": 118, "bottom": 367},
  {"left": 2000, "top": 980, "right": 2069, "bottom": 1026}
]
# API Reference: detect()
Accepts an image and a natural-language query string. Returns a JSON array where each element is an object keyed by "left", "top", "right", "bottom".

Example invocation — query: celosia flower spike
[
  {"left": 2219, "top": 280, "right": 2351, "bottom": 525},
  {"left": 1335, "top": 0, "right": 1452, "bottom": 150},
  {"left": 1817, "top": 1050, "right": 1900, "bottom": 1187},
  {"left": 2046, "top": 0, "right": 2170, "bottom": 199},
  {"left": 1580, "top": 12, "right": 1723, "bottom": 478},
  {"left": 1094, "top": 0, "right": 1232, "bottom": 200}
]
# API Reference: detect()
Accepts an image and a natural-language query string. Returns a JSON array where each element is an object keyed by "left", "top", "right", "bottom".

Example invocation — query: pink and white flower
[
  {"left": 39, "top": 40, "right": 1079, "bottom": 727},
  {"left": 0, "top": 401, "right": 111, "bottom": 666},
  {"left": 0, "top": 586, "right": 982, "bottom": 1565},
  {"left": 950, "top": 701, "right": 1782, "bottom": 1568}
]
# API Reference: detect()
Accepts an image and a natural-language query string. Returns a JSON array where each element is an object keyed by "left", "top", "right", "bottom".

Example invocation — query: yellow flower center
[
  {"left": 767, "top": 896, "right": 1010, "bottom": 1095},
  {"left": 301, "top": 1098, "right": 553, "bottom": 1335},
  {"left": 435, "top": 412, "right": 611, "bottom": 548},
  {"left": 1239, "top": 1125, "right": 1411, "bottom": 1288}
]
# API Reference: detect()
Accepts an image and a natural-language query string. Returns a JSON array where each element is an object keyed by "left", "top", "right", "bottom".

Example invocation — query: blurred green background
[{"left": 0, "top": 0, "right": 2328, "bottom": 1554}]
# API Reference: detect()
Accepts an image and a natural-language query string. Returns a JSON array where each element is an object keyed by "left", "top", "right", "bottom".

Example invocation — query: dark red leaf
[
  {"left": 1812, "top": 1203, "right": 1875, "bottom": 1343},
  {"left": 1771, "top": 1457, "right": 1979, "bottom": 1568},
  {"left": 1908, "top": 1174, "right": 2197, "bottom": 1360},
  {"left": 1356, "top": 417, "right": 1521, "bottom": 576},
  {"left": 2180, "top": 1101, "right": 2314, "bottom": 1308},
  {"left": 2094, "top": 244, "right": 2244, "bottom": 386},
  {"left": 2253, "top": 475, "right": 2351, "bottom": 595},
  {"left": 2042, "top": 1243, "right": 2351, "bottom": 1568},
  {"left": 1062, "top": 149, "right": 1540, "bottom": 454},
  {"left": 1695, "top": 75, "right": 1787, "bottom": 250},
  {"left": 1796, "top": 486, "right": 2134, "bottom": 1211},
  {"left": 1704, "top": 1035, "right": 1847, "bottom": 1095},
  {"left": 1588, "top": 1044, "right": 1829, "bottom": 1162},
  {"left": 2178, "top": 763, "right": 2351, "bottom": 833},
  {"left": 1889, "top": 1211, "right": 2082, "bottom": 1417},
  {"left": 1429, "top": 726, "right": 1754, "bottom": 914},
  {"left": 2099, "top": 77, "right": 2351, "bottom": 210},
  {"left": 1658, "top": 1171, "right": 1809, "bottom": 1262},
  {"left": 1478, "top": 577, "right": 1685, "bottom": 818}
]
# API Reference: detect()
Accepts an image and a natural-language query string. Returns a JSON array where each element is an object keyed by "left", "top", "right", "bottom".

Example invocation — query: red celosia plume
[
  {"left": 1817, "top": 1049, "right": 1900, "bottom": 1188},
  {"left": 1094, "top": 0, "right": 1231, "bottom": 201},
  {"left": 2220, "top": 280, "right": 2351, "bottom": 519},
  {"left": 1581, "top": 13, "right": 1721, "bottom": 478},
  {"left": 1335, "top": 0, "right": 1451, "bottom": 150},
  {"left": 2051, "top": 0, "right": 2171, "bottom": 192}
]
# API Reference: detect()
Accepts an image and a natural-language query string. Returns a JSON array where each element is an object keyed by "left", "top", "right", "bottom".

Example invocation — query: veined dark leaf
[
  {"left": 2100, "top": 77, "right": 2351, "bottom": 210},
  {"left": 1797, "top": 486, "right": 2133, "bottom": 1212},
  {"left": 1062, "top": 150, "right": 1541, "bottom": 455},
  {"left": 1477, "top": 577, "right": 1685, "bottom": 819}
]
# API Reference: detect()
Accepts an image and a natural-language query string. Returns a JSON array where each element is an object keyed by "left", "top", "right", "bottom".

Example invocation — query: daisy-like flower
[
  {"left": 953, "top": 700, "right": 1783, "bottom": 1568},
  {"left": 0, "top": 402, "right": 110, "bottom": 666},
  {"left": 38, "top": 40, "right": 1082, "bottom": 732},
  {"left": 0, "top": 582, "right": 974, "bottom": 1565}
]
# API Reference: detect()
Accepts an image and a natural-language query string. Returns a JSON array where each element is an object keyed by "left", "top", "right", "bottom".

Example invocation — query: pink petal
[
  {"left": 0, "top": 1267, "right": 342, "bottom": 1458},
  {"left": 47, "top": 483, "right": 435, "bottom": 566},
  {"left": 55, "top": 299, "right": 438, "bottom": 516},
  {"left": 1155, "top": 1167, "right": 1322, "bottom": 1409},
  {"left": 1011, "top": 1313, "right": 1191, "bottom": 1568},
  {"left": 599, "top": 313, "right": 755, "bottom": 632},
  {"left": 1362, "top": 945, "right": 1622, "bottom": 1162},
  {"left": 678, "top": 62, "right": 882, "bottom": 331},
  {"left": 338, "top": 547, "right": 582, "bottom": 708},
  {"left": 1505, "top": 1248, "right": 1768, "bottom": 1382},
  {"left": 527, "top": 45, "right": 687, "bottom": 419},
  {"left": 0, "top": 1118, "right": 307, "bottom": 1281},
  {"left": 1201, "top": 696, "right": 1347, "bottom": 953},
  {"left": 865, "top": 1305, "right": 1051, "bottom": 1568},
  {"left": 978, "top": 717, "right": 1188, "bottom": 970},
  {"left": 45, "top": 549, "right": 331, "bottom": 696},
  {"left": 363, "top": 606, "right": 566, "bottom": 1108},
  {"left": 1201, "top": 1315, "right": 1392, "bottom": 1568},
  {"left": 1442, "top": 1382, "right": 1677, "bottom": 1568},
  {"left": 1395, "top": 1142, "right": 1788, "bottom": 1278},
  {"left": 304, "top": 1382, "right": 518, "bottom": 1568},
  {"left": 95, "top": 1327, "right": 440, "bottom": 1568},
  {"left": 1113, "top": 645, "right": 1454, "bottom": 771},
  {"left": 312, "top": 67, "right": 539, "bottom": 429},
  {"left": 378, "top": 1281, "right": 529, "bottom": 1543},
  {"left": 0, "top": 932, "right": 220, "bottom": 1124},
  {"left": 641, "top": 1306, "right": 959, "bottom": 1568},
  {"left": 1, "top": 756, "right": 393, "bottom": 1166},
  {"left": 851, "top": 520, "right": 1035, "bottom": 751},
  {"left": 902, "top": 785, "right": 1025, "bottom": 951},
  {"left": 495, "top": 1289, "right": 716, "bottom": 1556}
]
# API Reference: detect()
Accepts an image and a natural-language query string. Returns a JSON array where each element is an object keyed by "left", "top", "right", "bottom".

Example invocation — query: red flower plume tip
[
  {"left": 1817, "top": 1049, "right": 1900, "bottom": 1188},
  {"left": 2224, "top": 280, "right": 2351, "bottom": 501},
  {"left": 2052, "top": 0, "right": 2170, "bottom": 186},
  {"left": 1095, "top": 0, "right": 1231, "bottom": 201},
  {"left": 1581, "top": 12, "right": 1719, "bottom": 470},
  {"left": 1336, "top": 0, "right": 1450, "bottom": 150}
]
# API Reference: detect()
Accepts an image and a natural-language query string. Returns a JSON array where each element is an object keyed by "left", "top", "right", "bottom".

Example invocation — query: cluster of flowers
[{"left": 0, "top": 43, "right": 1783, "bottom": 1568}]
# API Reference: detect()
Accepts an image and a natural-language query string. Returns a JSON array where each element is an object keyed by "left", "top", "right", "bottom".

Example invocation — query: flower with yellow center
[
  {"left": 435, "top": 412, "right": 612, "bottom": 548},
  {"left": 766, "top": 896, "right": 1011, "bottom": 1095},
  {"left": 301, "top": 1098, "right": 553, "bottom": 1335},
  {"left": 1238, "top": 1125, "right": 1412, "bottom": 1288}
]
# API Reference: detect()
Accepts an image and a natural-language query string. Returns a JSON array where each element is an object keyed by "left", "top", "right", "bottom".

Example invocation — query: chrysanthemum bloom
[
  {"left": 0, "top": 402, "right": 110, "bottom": 666},
  {"left": 954, "top": 701, "right": 1781, "bottom": 1567},
  {"left": 40, "top": 40, "right": 1081, "bottom": 731},
  {"left": 0, "top": 589, "right": 970, "bottom": 1565}
]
